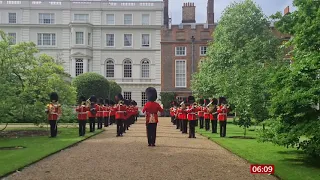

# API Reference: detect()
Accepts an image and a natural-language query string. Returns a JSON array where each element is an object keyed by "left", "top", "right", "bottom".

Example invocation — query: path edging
[
  {"left": 0, "top": 129, "right": 104, "bottom": 179},
  {"left": 197, "top": 131, "right": 281, "bottom": 180}
]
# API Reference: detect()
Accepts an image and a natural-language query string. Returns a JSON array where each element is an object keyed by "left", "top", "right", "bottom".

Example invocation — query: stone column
[
  {"left": 71, "top": 58, "right": 75, "bottom": 77},
  {"left": 84, "top": 58, "right": 88, "bottom": 73}
]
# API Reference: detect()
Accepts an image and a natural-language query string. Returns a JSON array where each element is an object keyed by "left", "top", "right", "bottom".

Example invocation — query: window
[
  {"left": 176, "top": 96, "right": 184, "bottom": 102},
  {"left": 123, "top": 59, "right": 132, "bottom": 78},
  {"left": 141, "top": 59, "right": 150, "bottom": 78},
  {"left": 74, "top": 14, "right": 89, "bottom": 22},
  {"left": 75, "top": 58, "right": 84, "bottom": 76},
  {"left": 141, "top": 92, "right": 147, "bottom": 106},
  {"left": 8, "top": 33, "right": 16, "bottom": 45},
  {"left": 123, "top": 92, "right": 132, "bottom": 100},
  {"left": 8, "top": 13, "right": 16, "bottom": 23},
  {"left": 88, "top": 33, "right": 91, "bottom": 45},
  {"left": 106, "top": 14, "right": 115, "bottom": 25},
  {"left": 175, "top": 46, "right": 186, "bottom": 56},
  {"left": 141, "top": 34, "right": 150, "bottom": 47},
  {"left": 106, "top": 34, "right": 115, "bottom": 47},
  {"left": 124, "top": 14, "right": 132, "bottom": 25},
  {"left": 76, "top": 32, "right": 84, "bottom": 44},
  {"left": 142, "top": 14, "right": 149, "bottom": 25},
  {"left": 200, "top": 46, "right": 207, "bottom": 56},
  {"left": 124, "top": 34, "right": 132, "bottom": 47},
  {"left": 37, "top": 33, "right": 56, "bottom": 46},
  {"left": 175, "top": 60, "right": 186, "bottom": 87},
  {"left": 39, "top": 13, "right": 55, "bottom": 24},
  {"left": 105, "top": 59, "right": 114, "bottom": 78}
]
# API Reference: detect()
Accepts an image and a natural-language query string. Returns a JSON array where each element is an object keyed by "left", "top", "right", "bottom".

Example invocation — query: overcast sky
[{"left": 168, "top": 0, "right": 296, "bottom": 24}]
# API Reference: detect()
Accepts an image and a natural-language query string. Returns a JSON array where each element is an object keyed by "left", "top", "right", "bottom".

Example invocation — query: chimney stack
[
  {"left": 164, "top": 0, "right": 169, "bottom": 27},
  {"left": 182, "top": 2, "right": 196, "bottom": 23},
  {"left": 207, "top": 0, "right": 214, "bottom": 24},
  {"left": 284, "top": 6, "right": 290, "bottom": 15}
]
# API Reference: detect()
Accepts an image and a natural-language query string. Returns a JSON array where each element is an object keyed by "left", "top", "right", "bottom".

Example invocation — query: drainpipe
[{"left": 191, "top": 36, "right": 195, "bottom": 74}]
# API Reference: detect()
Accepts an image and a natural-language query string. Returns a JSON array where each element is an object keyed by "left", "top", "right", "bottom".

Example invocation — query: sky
[{"left": 168, "top": 0, "right": 296, "bottom": 24}]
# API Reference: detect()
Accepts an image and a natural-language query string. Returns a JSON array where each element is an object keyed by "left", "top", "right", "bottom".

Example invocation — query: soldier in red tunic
[
  {"left": 142, "top": 87, "right": 163, "bottom": 146},
  {"left": 123, "top": 99, "right": 130, "bottom": 132},
  {"left": 176, "top": 103, "right": 182, "bottom": 130},
  {"left": 132, "top": 100, "right": 138, "bottom": 123},
  {"left": 204, "top": 99, "right": 210, "bottom": 131},
  {"left": 198, "top": 99, "right": 205, "bottom": 129},
  {"left": 109, "top": 100, "right": 116, "bottom": 125},
  {"left": 170, "top": 101, "right": 175, "bottom": 125},
  {"left": 45, "top": 92, "right": 62, "bottom": 138},
  {"left": 88, "top": 95, "right": 99, "bottom": 132},
  {"left": 209, "top": 98, "right": 218, "bottom": 133},
  {"left": 186, "top": 96, "right": 198, "bottom": 138},
  {"left": 97, "top": 98, "right": 104, "bottom": 129},
  {"left": 180, "top": 98, "right": 188, "bottom": 134},
  {"left": 76, "top": 96, "right": 89, "bottom": 136},
  {"left": 114, "top": 94, "right": 126, "bottom": 137},
  {"left": 217, "top": 97, "right": 229, "bottom": 137},
  {"left": 103, "top": 99, "right": 109, "bottom": 127}
]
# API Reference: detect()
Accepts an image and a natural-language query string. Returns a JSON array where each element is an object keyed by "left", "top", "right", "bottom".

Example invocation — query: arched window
[
  {"left": 123, "top": 59, "right": 132, "bottom": 78},
  {"left": 141, "top": 59, "right": 150, "bottom": 78},
  {"left": 105, "top": 59, "right": 114, "bottom": 78}
]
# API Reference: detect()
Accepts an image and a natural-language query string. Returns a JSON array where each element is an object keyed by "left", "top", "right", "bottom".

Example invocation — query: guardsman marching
[
  {"left": 123, "top": 99, "right": 130, "bottom": 132},
  {"left": 103, "top": 99, "right": 109, "bottom": 127},
  {"left": 88, "top": 95, "right": 99, "bottom": 132},
  {"left": 217, "top": 97, "right": 229, "bottom": 137},
  {"left": 109, "top": 100, "right": 116, "bottom": 125},
  {"left": 97, "top": 98, "right": 104, "bottom": 129},
  {"left": 198, "top": 99, "right": 205, "bottom": 129},
  {"left": 114, "top": 94, "right": 126, "bottom": 137},
  {"left": 132, "top": 100, "right": 138, "bottom": 123},
  {"left": 186, "top": 96, "right": 198, "bottom": 138},
  {"left": 76, "top": 96, "right": 89, "bottom": 136},
  {"left": 142, "top": 87, "right": 163, "bottom": 146},
  {"left": 46, "top": 92, "right": 62, "bottom": 138},
  {"left": 204, "top": 99, "right": 210, "bottom": 131},
  {"left": 210, "top": 98, "right": 218, "bottom": 133},
  {"left": 180, "top": 98, "right": 188, "bottom": 134},
  {"left": 170, "top": 102, "right": 175, "bottom": 125},
  {"left": 176, "top": 103, "right": 181, "bottom": 130}
]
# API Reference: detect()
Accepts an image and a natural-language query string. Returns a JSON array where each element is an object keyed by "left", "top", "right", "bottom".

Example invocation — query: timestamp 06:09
[{"left": 250, "top": 165, "right": 275, "bottom": 174}]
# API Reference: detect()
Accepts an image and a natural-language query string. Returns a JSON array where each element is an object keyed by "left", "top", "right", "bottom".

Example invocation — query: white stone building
[{"left": 0, "top": 0, "right": 163, "bottom": 107}]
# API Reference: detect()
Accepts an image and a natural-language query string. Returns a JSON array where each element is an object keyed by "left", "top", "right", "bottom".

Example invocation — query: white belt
[
  {"left": 188, "top": 113, "right": 196, "bottom": 115},
  {"left": 198, "top": 111, "right": 204, "bottom": 113},
  {"left": 78, "top": 112, "right": 87, "bottom": 114},
  {"left": 117, "top": 111, "right": 125, "bottom": 113},
  {"left": 204, "top": 113, "right": 210, "bottom": 115},
  {"left": 97, "top": 111, "right": 103, "bottom": 113}
]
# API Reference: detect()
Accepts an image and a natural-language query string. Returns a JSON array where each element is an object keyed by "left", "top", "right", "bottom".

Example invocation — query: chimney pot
[
  {"left": 284, "top": 6, "right": 290, "bottom": 15},
  {"left": 182, "top": 1, "right": 196, "bottom": 23}
]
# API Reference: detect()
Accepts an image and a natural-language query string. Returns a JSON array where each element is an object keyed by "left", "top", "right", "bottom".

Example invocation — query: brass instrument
[
  {"left": 180, "top": 101, "right": 186, "bottom": 110},
  {"left": 86, "top": 98, "right": 91, "bottom": 107},
  {"left": 192, "top": 102, "right": 198, "bottom": 109}
]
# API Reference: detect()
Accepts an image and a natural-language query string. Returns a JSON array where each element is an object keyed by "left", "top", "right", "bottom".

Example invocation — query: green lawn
[
  {"left": 197, "top": 123, "right": 320, "bottom": 180},
  {"left": 0, "top": 127, "right": 102, "bottom": 177}
]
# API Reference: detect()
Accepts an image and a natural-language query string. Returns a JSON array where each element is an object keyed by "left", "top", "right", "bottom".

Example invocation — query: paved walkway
[{"left": 6, "top": 118, "right": 276, "bottom": 180}]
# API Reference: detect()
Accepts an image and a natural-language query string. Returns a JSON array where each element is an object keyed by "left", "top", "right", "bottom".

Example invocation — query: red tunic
[
  {"left": 47, "top": 103, "right": 62, "bottom": 121},
  {"left": 103, "top": 106, "right": 108, "bottom": 117},
  {"left": 126, "top": 106, "right": 133, "bottom": 119},
  {"left": 142, "top": 101, "right": 163, "bottom": 124},
  {"left": 177, "top": 108, "right": 187, "bottom": 120},
  {"left": 217, "top": 105, "right": 228, "bottom": 121},
  {"left": 110, "top": 105, "right": 115, "bottom": 116},
  {"left": 134, "top": 106, "right": 139, "bottom": 116},
  {"left": 96, "top": 105, "right": 103, "bottom": 118},
  {"left": 114, "top": 104, "right": 127, "bottom": 120},
  {"left": 88, "top": 104, "right": 99, "bottom": 118},
  {"left": 197, "top": 106, "right": 204, "bottom": 117},
  {"left": 203, "top": 107, "right": 210, "bottom": 120},
  {"left": 186, "top": 105, "right": 198, "bottom": 121},
  {"left": 76, "top": 105, "right": 89, "bottom": 120}
]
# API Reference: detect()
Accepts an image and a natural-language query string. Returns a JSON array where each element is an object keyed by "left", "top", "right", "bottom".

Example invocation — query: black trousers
[
  {"left": 171, "top": 116, "right": 174, "bottom": 124},
  {"left": 97, "top": 117, "right": 103, "bottom": 129},
  {"left": 116, "top": 119, "right": 124, "bottom": 136},
  {"left": 180, "top": 120, "right": 183, "bottom": 131},
  {"left": 176, "top": 119, "right": 180, "bottom": 129},
  {"left": 110, "top": 116, "right": 115, "bottom": 125},
  {"left": 205, "top": 119, "right": 210, "bottom": 131},
  {"left": 49, "top": 120, "right": 58, "bottom": 137},
  {"left": 212, "top": 120, "right": 218, "bottom": 133},
  {"left": 123, "top": 120, "right": 128, "bottom": 132},
  {"left": 104, "top": 117, "right": 109, "bottom": 127},
  {"left": 147, "top": 123, "right": 157, "bottom": 145},
  {"left": 189, "top": 120, "right": 196, "bottom": 138},
  {"left": 182, "top": 120, "right": 188, "bottom": 133},
  {"left": 196, "top": 119, "right": 198, "bottom": 127},
  {"left": 173, "top": 117, "right": 176, "bottom": 125},
  {"left": 199, "top": 117, "right": 204, "bottom": 129},
  {"left": 219, "top": 121, "right": 227, "bottom": 137},
  {"left": 78, "top": 120, "right": 86, "bottom": 136},
  {"left": 89, "top": 117, "right": 95, "bottom": 132}
]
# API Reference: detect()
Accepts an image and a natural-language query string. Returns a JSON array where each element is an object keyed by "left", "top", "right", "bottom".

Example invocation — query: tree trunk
[{"left": 244, "top": 127, "right": 247, "bottom": 137}]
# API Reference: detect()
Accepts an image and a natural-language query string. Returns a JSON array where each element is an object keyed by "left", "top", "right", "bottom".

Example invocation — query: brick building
[{"left": 161, "top": 0, "right": 215, "bottom": 100}]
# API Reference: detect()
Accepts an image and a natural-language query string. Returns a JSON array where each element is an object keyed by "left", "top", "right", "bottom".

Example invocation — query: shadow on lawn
[{"left": 278, "top": 150, "right": 320, "bottom": 168}]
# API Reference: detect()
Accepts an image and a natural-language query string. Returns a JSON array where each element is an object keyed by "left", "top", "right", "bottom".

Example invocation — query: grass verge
[
  {"left": 197, "top": 123, "right": 320, "bottom": 180},
  {"left": 0, "top": 127, "right": 103, "bottom": 177}
]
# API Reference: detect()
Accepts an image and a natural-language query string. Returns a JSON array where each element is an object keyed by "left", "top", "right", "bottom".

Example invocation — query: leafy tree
[
  {"left": 192, "top": 0, "right": 282, "bottom": 129},
  {"left": 72, "top": 72, "right": 110, "bottom": 100},
  {"left": 159, "top": 92, "right": 176, "bottom": 109},
  {"left": 108, "top": 81, "right": 122, "bottom": 101},
  {"left": 0, "top": 31, "right": 76, "bottom": 124},
  {"left": 261, "top": 0, "right": 320, "bottom": 157}
]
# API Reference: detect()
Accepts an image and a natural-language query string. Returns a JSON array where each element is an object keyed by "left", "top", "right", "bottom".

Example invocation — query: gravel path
[{"left": 5, "top": 118, "right": 276, "bottom": 180}]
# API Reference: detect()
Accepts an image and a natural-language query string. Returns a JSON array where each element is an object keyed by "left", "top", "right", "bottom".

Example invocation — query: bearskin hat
[
  {"left": 219, "top": 97, "right": 227, "bottom": 105},
  {"left": 105, "top": 99, "right": 109, "bottom": 105},
  {"left": 50, "top": 92, "right": 59, "bottom": 101},
  {"left": 98, "top": 98, "right": 104, "bottom": 105},
  {"left": 145, "top": 87, "right": 157, "bottom": 102},
  {"left": 109, "top": 100, "right": 115, "bottom": 106},
  {"left": 199, "top": 99, "right": 204, "bottom": 105},
  {"left": 212, "top": 98, "right": 218, "bottom": 105},
  {"left": 79, "top": 96, "right": 86, "bottom": 104},
  {"left": 132, "top": 100, "right": 137, "bottom": 106},
  {"left": 123, "top": 99, "right": 129, "bottom": 106},
  {"left": 90, "top": 95, "right": 97, "bottom": 103},
  {"left": 188, "top": 96, "right": 195, "bottom": 104},
  {"left": 115, "top": 93, "right": 123, "bottom": 101},
  {"left": 204, "top": 99, "right": 210, "bottom": 106}
]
